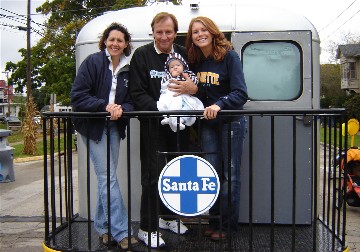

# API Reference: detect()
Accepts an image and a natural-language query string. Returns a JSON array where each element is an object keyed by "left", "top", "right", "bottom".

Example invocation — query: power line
[
  {"left": 0, "top": 7, "right": 48, "bottom": 28},
  {"left": 322, "top": 8, "right": 360, "bottom": 42},
  {"left": 318, "top": 0, "right": 357, "bottom": 33},
  {"left": 0, "top": 19, "right": 45, "bottom": 37}
]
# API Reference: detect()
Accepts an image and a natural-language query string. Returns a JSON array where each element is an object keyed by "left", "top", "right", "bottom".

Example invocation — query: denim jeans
[
  {"left": 80, "top": 122, "right": 132, "bottom": 242},
  {"left": 201, "top": 116, "right": 247, "bottom": 232}
]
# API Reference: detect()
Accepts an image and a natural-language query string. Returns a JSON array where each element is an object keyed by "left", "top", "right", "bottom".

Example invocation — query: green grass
[
  {"left": 320, "top": 126, "right": 360, "bottom": 148},
  {"left": 5, "top": 130, "right": 76, "bottom": 159}
]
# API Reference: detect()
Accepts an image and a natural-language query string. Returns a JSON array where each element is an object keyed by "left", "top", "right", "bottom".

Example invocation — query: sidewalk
[
  {"left": 0, "top": 155, "right": 78, "bottom": 252},
  {"left": 0, "top": 159, "right": 47, "bottom": 251},
  {"left": 1, "top": 154, "right": 359, "bottom": 251}
]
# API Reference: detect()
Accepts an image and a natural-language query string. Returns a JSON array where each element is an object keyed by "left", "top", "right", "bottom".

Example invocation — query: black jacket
[{"left": 129, "top": 42, "right": 186, "bottom": 111}]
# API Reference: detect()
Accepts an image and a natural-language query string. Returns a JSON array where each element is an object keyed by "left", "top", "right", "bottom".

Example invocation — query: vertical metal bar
[
  {"left": 148, "top": 118, "right": 153, "bottom": 252},
  {"left": 218, "top": 122, "right": 224, "bottom": 251},
  {"left": 43, "top": 115, "right": 49, "bottom": 242},
  {"left": 335, "top": 116, "right": 342, "bottom": 239},
  {"left": 270, "top": 116, "right": 275, "bottom": 251},
  {"left": 50, "top": 118, "right": 57, "bottom": 246},
  {"left": 313, "top": 114, "right": 319, "bottom": 251},
  {"left": 227, "top": 121, "right": 232, "bottom": 250},
  {"left": 106, "top": 119, "right": 111, "bottom": 248},
  {"left": 331, "top": 115, "right": 337, "bottom": 251},
  {"left": 86, "top": 124, "right": 92, "bottom": 250},
  {"left": 322, "top": 116, "right": 327, "bottom": 218},
  {"left": 327, "top": 116, "right": 332, "bottom": 225},
  {"left": 127, "top": 120, "right": 132, "bottom": 250},
  {"left": 63, "top": 118, "right": 69, "bottom": 220},
  {"left": 291, "top": 116, "right": 297, "bottom": 251},
  {"left": 66, "top": 117, "right": 73, "bottom": 249},
  {"left": 248, "top": 116, "right": 253, "bottom": 252},
  {"left": 64, "top": 119, "right": 69, "bottom": 223},
  {"left": 341, "top": 117, "right": 348, "bottom": 246},
  {"left": 177, "top": 116, "right": 181, "bottom": 151},
  {"left": 58, "top": 118, "right": 63, "bottom": 225}
]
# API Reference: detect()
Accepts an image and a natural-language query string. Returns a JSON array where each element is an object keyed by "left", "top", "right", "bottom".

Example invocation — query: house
[
  {"left": 336, "top": 43, "right": 360, "bottom": 93},
  {"left": 0, "top": 80, "right": 15, "bottom": 118}
]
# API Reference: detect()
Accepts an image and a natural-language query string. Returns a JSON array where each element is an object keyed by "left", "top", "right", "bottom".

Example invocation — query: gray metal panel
[
  {"left": 232, "top": 31, "right": 314, "bottom": 224},
  {"left": 240, "top": 116, "right": 312, "bottom": 224},
  {"left": 232, "top": 31, "right": 313, "bottom": 109}
]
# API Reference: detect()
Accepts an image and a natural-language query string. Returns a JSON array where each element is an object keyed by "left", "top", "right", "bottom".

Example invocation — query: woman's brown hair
[
  {"left": 98, "top": 22, "right": 132, "bottom": 56},
  {"left": 186, "top": 16, "right": 232, "bottom": 64}
]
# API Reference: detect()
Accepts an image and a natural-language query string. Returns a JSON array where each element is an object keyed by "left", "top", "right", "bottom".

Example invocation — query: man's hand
[{"left": 168, "top": 73, "right": 198, "bottom": 96}]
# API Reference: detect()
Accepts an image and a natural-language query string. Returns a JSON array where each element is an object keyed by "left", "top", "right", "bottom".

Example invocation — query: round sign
[
  {"left": 158, "top": 155, "right": 220, "bottom": 216},
  {"left": 342, "top": 118, "right": 360, "bottom": 136},
  {"left": 348, "top": 118, "right": 359, "bottom": 136}
]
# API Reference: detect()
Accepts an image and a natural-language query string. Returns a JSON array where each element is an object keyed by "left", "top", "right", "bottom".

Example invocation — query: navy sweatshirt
[
  {"left": 194, "top": 50, "right": 248, "bottom": 110},
  {"left": 70, "top": 50, "right": 133, "bottom": 141}
]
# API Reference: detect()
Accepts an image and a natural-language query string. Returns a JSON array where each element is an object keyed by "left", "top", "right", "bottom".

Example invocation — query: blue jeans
[
  {"left": 80, "top": 122, "right": 132, "bottom": 242},
  {"left": 201, "top": 116, "right": 246, "bottom": 232}
]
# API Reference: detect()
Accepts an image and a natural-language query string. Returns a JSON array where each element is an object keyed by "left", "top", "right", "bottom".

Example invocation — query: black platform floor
[{"left": 44, "top": 220, "right": 344, "bottom": 252}]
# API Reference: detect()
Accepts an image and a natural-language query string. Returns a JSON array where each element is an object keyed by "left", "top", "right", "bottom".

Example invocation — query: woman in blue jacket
[
  {"left": 70, "top": 23, "right": 138, "bottom": 250},
  {"left": 170, "top": 16, "right": 248, "bottom": 241}
]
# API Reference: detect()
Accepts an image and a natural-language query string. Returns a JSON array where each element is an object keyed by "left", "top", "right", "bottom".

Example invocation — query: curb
[
  {"left": 14, "top": 156, "right": 43, "bottom": 163},
  {"left": 13, "top": 150, "right": 76, "bottom": 163}
]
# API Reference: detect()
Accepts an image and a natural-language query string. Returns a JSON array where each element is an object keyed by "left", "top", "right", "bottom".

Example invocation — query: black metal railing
[{"left": 42, "top": 109, "right": 349, "bottom": 251}]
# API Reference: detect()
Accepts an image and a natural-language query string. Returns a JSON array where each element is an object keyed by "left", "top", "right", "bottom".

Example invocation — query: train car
[{"left": 75, "top": 0, "right": 320, "bottom": 225}]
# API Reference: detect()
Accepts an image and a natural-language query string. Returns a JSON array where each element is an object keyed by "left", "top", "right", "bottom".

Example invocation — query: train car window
[{"left": 242, "top": 41, "right": 302, "bottom": 101}]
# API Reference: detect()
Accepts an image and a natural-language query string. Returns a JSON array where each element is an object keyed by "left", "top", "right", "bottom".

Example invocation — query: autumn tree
[
  {"left": 320, "top": 64, "right": 348, "bottom": 108},
  {"left": 4, "top": 0, "right": 145, "bottom": 155},
  {"left": 5, "top": 0, "right": 145, "bottom": 108}
]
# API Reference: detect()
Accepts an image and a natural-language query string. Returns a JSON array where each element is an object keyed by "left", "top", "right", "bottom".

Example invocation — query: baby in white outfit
[{"left": 157, "top": 52, "right": 204, "bottom": 132}]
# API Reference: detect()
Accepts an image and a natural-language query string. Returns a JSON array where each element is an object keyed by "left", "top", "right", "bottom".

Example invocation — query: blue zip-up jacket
[{"left": 70, "top": 50, "right": 133, "bottom": 141}]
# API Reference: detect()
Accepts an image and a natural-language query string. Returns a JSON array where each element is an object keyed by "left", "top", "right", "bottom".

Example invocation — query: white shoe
[
  {"left": 137, "top": 228, "right": 165, "bottom": 248},
  {"left": 159, "top": 218, "right": 189, "bottom": 234}
]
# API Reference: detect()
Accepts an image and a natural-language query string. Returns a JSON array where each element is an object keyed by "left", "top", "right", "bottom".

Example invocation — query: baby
[{"left": 157, "top": 52, "right": 204, "bottom": 132}]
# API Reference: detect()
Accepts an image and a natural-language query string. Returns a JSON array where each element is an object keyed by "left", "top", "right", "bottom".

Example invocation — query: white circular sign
[{"left": 158, "top": 155, "right": 220, "bottom": 216}]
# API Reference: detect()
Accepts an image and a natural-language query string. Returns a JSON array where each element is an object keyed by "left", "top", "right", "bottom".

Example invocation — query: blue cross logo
[{"left": 158, "top": 155, "right": 220, "bottom": 216}]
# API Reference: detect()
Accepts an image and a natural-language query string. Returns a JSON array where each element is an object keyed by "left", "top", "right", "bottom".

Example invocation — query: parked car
[
  {"left": 34, "top": 116, "right": 41, "bottom": 124},
  {"left": 5, "top": 116, "right": 21, "bottom": 123},
  {"left": 5, "top": 116, "right": 22, "bottom": 131}
]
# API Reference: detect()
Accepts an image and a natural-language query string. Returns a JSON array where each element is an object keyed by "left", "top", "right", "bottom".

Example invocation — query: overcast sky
[{"left": 1, "top": 0, "right": 360, "bottom": 80}]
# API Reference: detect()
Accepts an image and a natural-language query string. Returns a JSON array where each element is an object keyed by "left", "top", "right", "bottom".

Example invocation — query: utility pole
[
  {"left": 1, "top": 71, "right": 10, "bottom": 116},
  {"left": 26, "top": 0, "right": 31, "bottom": 100}
]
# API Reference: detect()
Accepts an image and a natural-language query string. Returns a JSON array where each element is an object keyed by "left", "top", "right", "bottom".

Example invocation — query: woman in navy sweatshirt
[{"left": 170, "top": 16, "right": 248, "bottom": 241}]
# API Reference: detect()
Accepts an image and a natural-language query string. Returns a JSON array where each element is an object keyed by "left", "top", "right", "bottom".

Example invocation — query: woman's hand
[
  {"left": 106, "top": 104, "right": 123, "bottom": 120},
  {"left": 168, "top": 73, "right": 198, "bottom": 96},
  {"left": 203, "top": 104, "right": 221, "bottom": 120}
]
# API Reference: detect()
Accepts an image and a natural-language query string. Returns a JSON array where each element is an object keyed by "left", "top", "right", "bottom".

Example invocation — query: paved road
[{"left": 0, "top": 152, "right": 359, "bottom": 251}]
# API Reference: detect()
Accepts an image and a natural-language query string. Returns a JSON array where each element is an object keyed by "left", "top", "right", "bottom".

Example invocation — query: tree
[
  {"left": 5, "top": 0, "right": 145, "bottom": 108},
  {"left": 323, "top": 31, "right": 360, "bottom": 63},
  {"left": 320, "top": 64, "right": 348, "bottom": 108},
  {"left": 344, "top": 94, "right": 360, "bottom": 121}
]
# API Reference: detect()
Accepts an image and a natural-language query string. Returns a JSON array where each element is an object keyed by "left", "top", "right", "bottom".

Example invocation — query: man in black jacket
[{"left": 129, "top": 12, "right": 197, "bottom": 248}]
